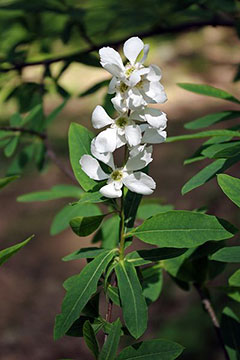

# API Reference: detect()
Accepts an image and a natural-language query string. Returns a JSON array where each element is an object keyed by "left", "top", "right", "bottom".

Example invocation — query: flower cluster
[{"left": 80, "top": 37, "right": 167, "bottom": 198}]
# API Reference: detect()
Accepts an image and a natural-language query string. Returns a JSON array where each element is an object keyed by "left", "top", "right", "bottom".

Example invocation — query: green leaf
[
  {"left": 17, "top": 184, "right": 83, "bottom": 202},
  {"left": 229, "top": 270, "right": 240, "bottom": 287},
  {"left": 124, "top": 190, "right": 142, "bottom": 230},
  {"left": 141, "top": 264, "right": 163, "bottom": 304},
  {"left": 106, "top": 285, "right": 121, "bottom": 307},
  {"left": 202, "top": 142, "right": 240, "bottom": 159},
  {"left": 50, "top": 203, "right": 101, "bottom": 235},
  {"left": 115, "top": 260, "right": 147, "bottom": 339},
  {"left": 93, "top": 215, "right": 120, "bottom": 249},
  {"left": 83, "top": 320, "right": 99, "bottom": 359},
  {"left": 221, "top": 307, "right": 240, "bottom": 359},
  {"left": 178, "top": 83, "right": 240, "bottom": 104},
  {"left": 184, "top": 111, "right": 240, "bottom": 130},
  {"left": 99, "top": 318, "right": 122, "bottom": 360},
  {"left": 80, "top": 80, "right": 109, "bottom": 97},
  {"left": 4, "top": 136, "right": 19, "bottom": 157},
  {"left": 10, "top": 113, "right": 22, "bottom": 126},
  {"left": 68, "top": 123, "right": 96, "bottom": 191},
  {"left": 76, "top": 191, "right": 106, "bottom": 204},
  {"left": 125, "top": 248, "right": 187, "bottom": 266},
  {"left": 210, "top": 247, "right": 240, "bottom": 263},
  {"left": 217, "top": 174, "right": 240, "bottom": 207},
  {"left": 137, "top": 203, "right": 174, "bottom": 220},
  {"left": 54, "top": 249, "right": 116, "bottom": 339},
  {"left": 63, "top": 247, "right": 106, "bottom": 261},
  {"left": 70, "top": 214, "right": 108, "bottom": 237},
  {"left": 182, "top": 156, "right": 240, "bottom": 194},
  {"left": 0, "top": 175, "right": 19, "bottom": 190},
  {"left": 0, "top": 235, "right": 34, "bottom": 266},
  {"left": 116, "top": 339, "right": 184, "bottom": 360},
  {"left": 22, "top": 104, "right": 43, "bottom": 126},
  {"left": 166, "top": 130, "right": 240, "bottom": 143},
  {"left": 43, "top": 98, "right": 68, "bottom": 128},
  {"left": 130, "top": 211, "right": 235, "bottom": 248}
]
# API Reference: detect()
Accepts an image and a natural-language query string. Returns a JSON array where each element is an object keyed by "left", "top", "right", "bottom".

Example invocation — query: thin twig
[
  {"left": 0, "top": 126, "right": 46, "bottom": 139},
  {"left": 1, "top": 17, "right": 234, "bottom": 72},
  {"left": 194, "top": 283, "right": 230, "bottom": 360},
  {"left": 0, "top": 125, "right": 76, "bottom": 182}
]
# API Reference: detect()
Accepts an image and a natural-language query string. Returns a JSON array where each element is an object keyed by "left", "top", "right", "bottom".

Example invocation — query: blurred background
[{"left": 0, "top": 1, "right": 240, "bottom": 359}]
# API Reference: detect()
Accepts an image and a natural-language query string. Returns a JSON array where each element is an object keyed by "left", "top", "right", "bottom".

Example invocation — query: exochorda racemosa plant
[{"left": 1, "top": 36, "right": 240, "bottom": 360}]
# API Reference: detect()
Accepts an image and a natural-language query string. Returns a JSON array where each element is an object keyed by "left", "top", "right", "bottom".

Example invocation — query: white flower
[
  {"left": 91, "top": 105, "right": 142, "bottom": 153},
  {"left": 79, "top": 145, "right": 155, "bottom": 198},
  {"left": 99, "top": 36, "right": 167, "bottom": 111},
  {"left": 99, "top": 37, "right": 149, "bottom": 86}
]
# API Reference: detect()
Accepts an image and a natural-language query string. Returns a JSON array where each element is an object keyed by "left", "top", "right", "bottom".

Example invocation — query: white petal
[
  {"left": 108, "top": 77, "right": 118, "bottom": 94},
  {"left": 125, "top": 145, "right": 153, "bottom": 171},
  {"left": 125, "top": 125, "right": 142, "bottom": 147},
  {"left": 130, "top": 108, "right": 167, "bottom": 129},
  {"left": 127, "top": 88, "right": 146, "bottom": 110},
  {"left": 80, "top": 155, "right": 109, "bottom": 181},
  {"left": 100, "top": 182, "right": 122, "bottom": 198},
  {"left": 139, "top": 44, "right": 149, "bottom": 64},
  {"left": 116, "top": 133, "right": 126, "bottom": 149},
  {"left": 91, "top": 138, "right": 115, "bottom": 169},
  {"left": 91, "top": 105, "right": 113, "bottom": 129},
  {"left": 127, "top": 71, "right": 141, "bottom": 87},
  {"left": 123, "top": 172, "right": 156, "bottom": 195},
  {"left": 112, "top": 93, "right": 127, "bottom": 113},
  {"left": 99, "top": 47, "right": 125, "bottom": 77},
  {"left": 142, "top": 127, "right": 167, "bottom": 144},
  {"left": 143, "top": 81, "right": 167, "bottom": 104},
  {"left": 146, "top": 65, "right": 162, "bottom": 81},
  {"left": 94, "top": 128, "right": 118, "bottom": 153},
  {"left": 123, "top": 37, "right": 144, "bottom": 65}
]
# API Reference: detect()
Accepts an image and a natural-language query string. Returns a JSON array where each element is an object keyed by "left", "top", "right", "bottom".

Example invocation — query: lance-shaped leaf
[
  {"left": 17, "top": 184, "right": 83, "bottom": 202},
  {"left": 0, "top": 175, "right": 19, "bottom": 190},
  {"left": 141, "top": 264, "right": 163, "bottom": 304},
  {"left": 106, "top": 285, "right": 121, "bottom": 307},
  {"left": 83, "top": 320, "right": 99, "bottom": 359},
  {"left": 166, "top": 130, "right": 240, "bottom": 143},
  {"left": 202, "top": 142, "right": 240, "bottom": 159},
  {"left": 63, "top": 247, "right": 106, "bottom": 261},
  {"left": 54, "top": 249, "right": 116, "bottom": 339},
  {"left": 126, "top": 248, "right": 187, "bottom": 266},
  {"left": 210, "top": 247, "right": 240, "bottom": 263},
  {"left": 50, "top": 203, "right": 101, "bottom": 235},
  {"left": 115, "top": 260, "right": 147, "bottom": 339},
  {"left": 4, "top": 136, "right": 19, "bottom": 157},
  {"left": 217, "top": 174, "right": 240, "bottom": 208},
  {"left": 69, "top": 123, "right": 96, "bottom": 191},
  {"left": 229, "top": 270, "right": 240, "bottom": 287},
  {"left": 70, "top": 214, "right": 108, "bottom": 237},
  {"left": 137, "top": 203, "right": 173, "bottom": 220},
  {"left": 0, "top": 235, "right": 34, "bottom": 266},
  {"left": 76, "top": 191, "right": 106, "bottom": 205},
  {"left": 178, "top": 83, "right": 240, "bottom": 104},
  {"left": 130, "top": 211, "right": 235, "bottom": 248},
  {"left": 99, "top": 318, "right": 122, "bottom": 360},
  {"left": 116, "top": 339, "right": 184, "bottom": 360},
  {"left": 93, "top": 215, "right": 120, "bottom": 249},
  {"left": 221, "top": 307, "right": 240, "bottom": 359},
  {"left": 185, "top": 111, "right": 240, "bottom": 130},
  {"left": 182, "top": 155, "right": 240, "bottom": 194}
]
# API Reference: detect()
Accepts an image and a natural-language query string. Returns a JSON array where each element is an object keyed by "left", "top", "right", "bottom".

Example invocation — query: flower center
[
  {"left": 110, "top": 169, "right": 123, "bottom": 181},
  {"left": 125, "top": 64, "right": 135, "bottom": 77},
  {"left": 115, "top": 116, "right": 129, "bottom": 129},
  {"left": 119, "top": 81, "right": 128, "bottom": 93}
]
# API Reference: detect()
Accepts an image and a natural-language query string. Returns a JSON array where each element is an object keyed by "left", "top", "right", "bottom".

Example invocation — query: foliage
[{"left": 0, "top": 1, "right": 240, "bottom": 359}]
